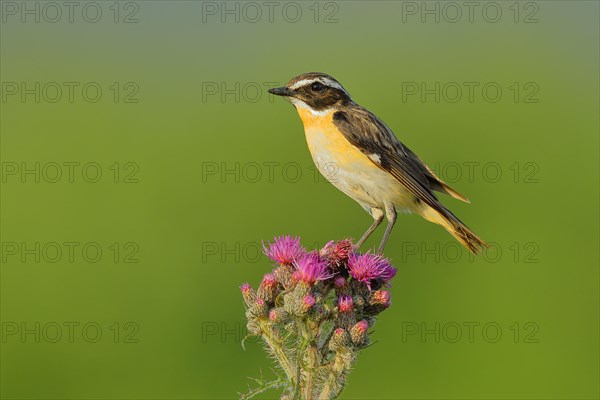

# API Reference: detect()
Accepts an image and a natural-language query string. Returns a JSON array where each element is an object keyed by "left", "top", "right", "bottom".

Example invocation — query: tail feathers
[
  {"left": 421, "top": 206, "right": 488, "bottom": 255},
  {"left": 448, "top": 220, "right": 488, "bottom": 254},
  {"left": 432, "top": 180, "right": 471, "bottom": 203}
]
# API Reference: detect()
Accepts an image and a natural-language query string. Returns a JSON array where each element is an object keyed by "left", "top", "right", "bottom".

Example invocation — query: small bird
[{"left": 268, "top": 72, "right": 487, "bottom": 254}]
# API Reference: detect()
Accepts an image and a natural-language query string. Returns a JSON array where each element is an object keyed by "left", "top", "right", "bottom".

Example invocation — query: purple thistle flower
[
  {"left": 338, "top": 295, "right": 353, "bottom": 313},
  {"left": 347, "top": 252, "right": 397, "bottom": 289},
  {"left": 263, "top": 236, "right": 305, "bottom": 266},
  {"left": 292, "top": 252, "right": 333, "bottom": 284}
]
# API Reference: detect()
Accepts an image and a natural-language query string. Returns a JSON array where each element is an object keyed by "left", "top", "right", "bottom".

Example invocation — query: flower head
[
  {"left": 338, "top": 295, "right": 353, "bottom": 313},
  {"left": 320, "top": 239, "right": 354, "bottom": 266},
  {"left": 292, "top": 252, "right": 333, "bottom": 284},
  {"left": 347, "top": 252, "right": 397, "bottom": 289},
  {"left": 263, "top": 236, "right": 305, "bottom": 265}
]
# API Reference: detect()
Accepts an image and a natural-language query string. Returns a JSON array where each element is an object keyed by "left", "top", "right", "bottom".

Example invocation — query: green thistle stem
[{"left": 259, "top": 320, "right": 296, "bottom": 385}]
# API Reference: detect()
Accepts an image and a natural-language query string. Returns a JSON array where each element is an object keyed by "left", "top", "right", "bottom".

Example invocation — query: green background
[{"left": 1, "top": 1, "right": 598, "bottom": 399}]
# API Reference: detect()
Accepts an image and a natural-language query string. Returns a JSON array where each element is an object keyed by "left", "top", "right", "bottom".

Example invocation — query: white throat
[{"left": 290, "top": 98, "right": 332, "bottom": 117}]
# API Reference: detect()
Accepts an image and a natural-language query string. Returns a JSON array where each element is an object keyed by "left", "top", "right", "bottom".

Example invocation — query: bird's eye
[{"left": 310, "top": 82, "right": 325, "bottom": 92}]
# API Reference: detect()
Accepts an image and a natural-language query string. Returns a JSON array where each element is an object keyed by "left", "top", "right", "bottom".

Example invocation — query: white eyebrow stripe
[
  {"left": 289, "top": 77, "right": 347, "bottom": 94},
  {"left": 320, "top": 78, "right": 345, "bottom": 92},
  {"left": 289, "top": 79, "right": 314, "bottom": 90}
]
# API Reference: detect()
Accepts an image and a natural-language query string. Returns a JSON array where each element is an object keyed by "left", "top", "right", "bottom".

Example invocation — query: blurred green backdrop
[{"left": 1, "top": 1, "right": 598, "bottom": 399}]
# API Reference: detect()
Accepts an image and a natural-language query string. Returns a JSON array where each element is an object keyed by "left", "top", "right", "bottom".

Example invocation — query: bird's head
[{"left": 268, "top": 72, "right": 351, "bottom": 114}]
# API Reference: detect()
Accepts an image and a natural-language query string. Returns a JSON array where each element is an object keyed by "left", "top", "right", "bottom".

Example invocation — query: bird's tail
[{"left": 421, "top": 206, "right": 488, "bottom": 255}]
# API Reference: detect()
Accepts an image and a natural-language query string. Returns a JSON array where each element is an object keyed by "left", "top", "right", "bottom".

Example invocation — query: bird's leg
[
  {"left": 377, "top": 205, "right": 397, "bottom": 254},
  {"left": 355, "top": 208, "right": 384, "bottom": 249}
]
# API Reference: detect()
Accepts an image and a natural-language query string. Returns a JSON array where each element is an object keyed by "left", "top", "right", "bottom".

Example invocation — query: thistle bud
[
  {"left": 333, "top": 275, "right": 349, "bottom": 296},
  {"left": 337, "top": 295, "right": 356, "bottom": 328},
  {"left": 334, "top": 276, "right": 347, "bottom": 288},
  {"left": 284, "top": 283, "right": 311, "bottom": 316},
  {"left": 302, "top": 294, "right": 316, "bottom": 312},
  {"left": 350, "top": 319, "right": 369, "bottom": 347},
  {"left": 338, "top": 295, "right": 353, "bottom": 313},
  {"left": 328, "top": 327, "right": 350, "bottom": 352},
  {"left": 247, "top": 298, "right": 268, "bottom": 318},
  {"left": 274, "top": 264, "right": 294, "bottom": 289},
  {"left": 257, "top": 273, "right": 278, "bottom": 303},
  {"left": 368, "top": 290, "right": 391, "bottom": 314},
  {"left": 311, "top": 300, "right": 329, "bottom": 322},
  {"left": 240, "top": 283, "right": 256, "bottom": 307},
  {"left": 268, "top": 307, "right": 290, "bottom": 324}
]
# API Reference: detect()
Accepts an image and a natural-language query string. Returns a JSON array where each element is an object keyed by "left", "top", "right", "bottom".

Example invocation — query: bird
[{"left": 268, "top": 72, "right": 487, "bottom": 254}]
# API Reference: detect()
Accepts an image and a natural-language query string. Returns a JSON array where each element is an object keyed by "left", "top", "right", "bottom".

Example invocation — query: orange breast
[{"left": 296, "top": 107, "right": 373, "bottom": 169}]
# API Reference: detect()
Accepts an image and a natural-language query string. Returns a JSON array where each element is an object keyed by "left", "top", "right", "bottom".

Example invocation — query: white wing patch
[{"left": 368, "top": 153, "right": 382, "bottom": 164}]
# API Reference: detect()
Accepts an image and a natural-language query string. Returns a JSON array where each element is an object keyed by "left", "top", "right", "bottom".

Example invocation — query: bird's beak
[{"left": 268, "top": 86, "right": 294, "bottom": 97}]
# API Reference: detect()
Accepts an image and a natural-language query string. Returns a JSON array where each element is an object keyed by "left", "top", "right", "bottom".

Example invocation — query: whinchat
[{"left": 268, "top": 72, "right": 486, "bottom": 254}]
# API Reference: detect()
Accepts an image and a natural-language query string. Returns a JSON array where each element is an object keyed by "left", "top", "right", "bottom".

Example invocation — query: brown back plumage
[{"left": 332, "top": 103, "right": 487, "bottom": 254}]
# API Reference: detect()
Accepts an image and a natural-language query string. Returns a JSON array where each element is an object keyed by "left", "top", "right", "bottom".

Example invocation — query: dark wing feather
[{"left": 332, "top": 105, "right": 458, "bottom": 221}]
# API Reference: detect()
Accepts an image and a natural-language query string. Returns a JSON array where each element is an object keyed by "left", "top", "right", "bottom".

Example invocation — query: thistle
[{"left": 240, "top": 236, "right": 398, "bottom": 399}]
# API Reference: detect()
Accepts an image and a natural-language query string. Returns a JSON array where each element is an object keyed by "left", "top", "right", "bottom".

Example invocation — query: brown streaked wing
[{"left": 332, "top": 105, "right": 458, "bottom": 221}]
